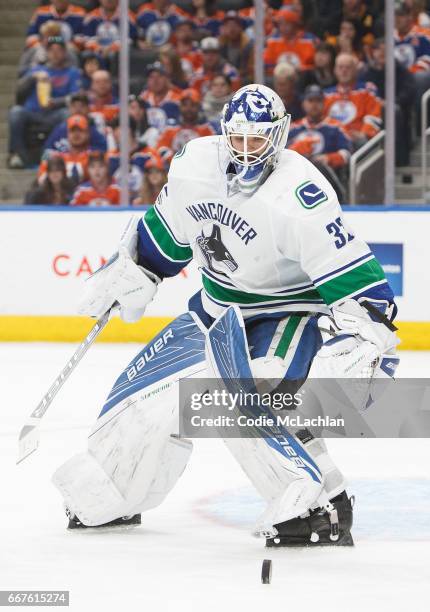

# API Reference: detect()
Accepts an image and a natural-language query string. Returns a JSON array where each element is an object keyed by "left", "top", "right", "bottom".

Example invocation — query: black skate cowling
[
  {"left": 66, "top": 509, "right": 141, "bottom": 530},
  {"left": 265, "top": 491, "right": 354, "bottom": 548}
]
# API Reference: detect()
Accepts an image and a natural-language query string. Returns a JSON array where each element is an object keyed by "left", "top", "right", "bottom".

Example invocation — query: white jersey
[{"left": 139, "top": 135, "right": 387, "bottom": 319}]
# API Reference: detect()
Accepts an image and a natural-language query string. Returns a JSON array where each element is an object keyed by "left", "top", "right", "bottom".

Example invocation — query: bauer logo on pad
[{"left": 295, "top": 181, "right": 328, "bottom": 209}]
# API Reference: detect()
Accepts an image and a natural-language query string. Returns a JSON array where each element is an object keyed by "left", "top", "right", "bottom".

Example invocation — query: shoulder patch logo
[{"left": 295, "top": 181, "right": 328, "bottom": 209}]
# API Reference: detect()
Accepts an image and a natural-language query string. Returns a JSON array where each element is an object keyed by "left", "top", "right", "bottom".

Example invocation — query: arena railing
[
  {"left": 349, "top": 131, "right": 386, "bottom": 205},
  {"left": 421, "top": 87, "right": 430, "bottom": 200}
]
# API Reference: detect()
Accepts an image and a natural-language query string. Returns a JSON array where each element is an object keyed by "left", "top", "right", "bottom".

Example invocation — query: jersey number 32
[{"left": 326, "top": 217, "right": 354, "bottom": 249}]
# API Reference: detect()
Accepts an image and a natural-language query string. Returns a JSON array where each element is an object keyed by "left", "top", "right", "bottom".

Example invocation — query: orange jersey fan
[{"left": 324, "top": 82, "right": 382, "bottom": 140}]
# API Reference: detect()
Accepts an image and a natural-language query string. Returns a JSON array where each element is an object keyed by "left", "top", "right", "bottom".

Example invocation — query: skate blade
[
  {"left": 68, "top": 515, "right": 141, "bottom": 531},
  {"left": 266, "top": 533, "right": 354, "bottom": 548}
]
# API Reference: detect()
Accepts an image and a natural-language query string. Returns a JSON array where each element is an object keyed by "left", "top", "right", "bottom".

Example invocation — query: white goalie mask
[{"left": 221, "top": 84, "right": 291, "bottom": 193}]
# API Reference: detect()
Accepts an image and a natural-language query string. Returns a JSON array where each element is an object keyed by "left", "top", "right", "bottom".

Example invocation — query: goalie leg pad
[
  {"left": 53, "top": 313, "right": 206, "bottom": 525},
  {"left": 204, "top": 306, "right": 325, "bottom": 528},
  {"left": 52, "top": 451, "right": 128, "bottom": 527}
]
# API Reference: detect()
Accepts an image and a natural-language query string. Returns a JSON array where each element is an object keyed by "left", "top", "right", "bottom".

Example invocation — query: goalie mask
[{"left": 221, "top": 84, "right": 291, "bottom": 194}]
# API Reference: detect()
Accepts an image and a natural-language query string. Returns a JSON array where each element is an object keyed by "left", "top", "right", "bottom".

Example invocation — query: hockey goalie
[{"left": 52, "top": 84, "right": 399, "bottom": 547}]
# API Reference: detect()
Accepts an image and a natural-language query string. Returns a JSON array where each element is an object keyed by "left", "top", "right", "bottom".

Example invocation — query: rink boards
[{"left": 0, "top": 205, "right": 429, "bottom": 349}]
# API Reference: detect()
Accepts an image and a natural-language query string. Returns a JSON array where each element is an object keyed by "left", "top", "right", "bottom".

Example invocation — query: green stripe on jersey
[
  {"left": 316, "top": 258, "right": 386, "bottom": 305},
  {"left": 274, "top": 315, "right": 303, "bottom": 359},
  {"left": 144, "top": 206, "right": 193, "bottom": 262},
  {"left": 202, "top": 275, "right": 322, "bottom": 305}
]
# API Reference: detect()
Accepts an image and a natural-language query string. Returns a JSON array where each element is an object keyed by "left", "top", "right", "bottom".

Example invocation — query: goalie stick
[{"left": 17, "top": 309, "right": 112, "bottom": 464}]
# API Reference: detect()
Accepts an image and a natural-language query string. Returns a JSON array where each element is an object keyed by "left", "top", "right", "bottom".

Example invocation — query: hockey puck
[{"left": 261, "top": 559, "right": 272, "bottom": 584}]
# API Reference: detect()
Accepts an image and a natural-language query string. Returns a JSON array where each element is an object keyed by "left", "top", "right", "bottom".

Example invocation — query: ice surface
[{"left": 1, "top": 344, "right": 429, "bottom": 612}]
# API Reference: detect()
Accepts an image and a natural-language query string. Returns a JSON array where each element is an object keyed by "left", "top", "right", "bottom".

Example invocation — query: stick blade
[{"left": 17, "top": 425, "right": 39, "bottom": 465}]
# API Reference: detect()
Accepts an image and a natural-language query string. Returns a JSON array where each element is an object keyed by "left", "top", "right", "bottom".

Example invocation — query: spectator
[
  {"left": 84, "top": 0, "right": 137, "bottom": 62},
  {"left": 128, "top": 94, "right": 159, "bottom": 147},
  {"left": 38, "top": 114, "right": 92, "bottom": 184},
  {"left": 137, "top": 0, "right": 187, "bottom": 48},
  {"left": 272, "top": 62, "right": 304, "bottom": 122},
  {"left": 288, "top": 84, "right": 351, "bottom": 201},
  {"left": 191, "top": 37, "right": 240, "bottom": 96},
  {"left": 395, "top": 2, "right": 430, "bottom": 72},
  {"left": 324, "top": 53, "right": 382, "bottom": 148},
  {"left": 133, "top": 157, "right": 168, "bottom": 205},
  {"left": 140, "top": 62, "right": 182, "bottom": 135},
  {"left": 159, "top": 45, "right": 189, "bottom": 89},
  {"left": 202, "top": 74, "right": 233, "bottom": 130},
  {"left": 71, "top": 152, "right": 121, "bottom": 206},
  {"left": 289, "top": 85, "right": 352, "bottom": 168},
  {"left": 19, "top": 20, "right": 78, "bottom": 77},
  {"left": 80, "top": 51, "right": 103, "bottom": 90},
  {"left": 107, "top": 116, "right": 159, "bottom": 199},
  {"left": 156, "top": 88, "right": 214, "bottom": 162},
  {"left": 264, "top": 8, "right": 316, "bottom": 75},
  {"left": 395, "top": 3, "right": 430, "bottom": 106},
  {"left": 188, "top": 0, "right": 225, "bottom": 37},
  {"left": 173, "top": 20, "right": 203, "bottom": 81},
  {"left": 341, "top": 0, "right": 380, "bottom": 45},
  {"left": 362, "top": 38, "right": 416, "bottom": 166},
  {"left": 24, "top": 156, "right": 74, "bottom": 204},
  {"left": 88, "top": 70, "right": 119, "bottom": 126},
  {"left": 326, "top": 19, "right": 365, "bottom": 61},
  {"left": 8, "top": 36, "right": 81, "bottom": 169},
  {"left": 219, "top": 11, "right": 253, "bottom": 82},
  {"left": 300, "top": 42, "right": 337, "bottom": 90},
  {"left": 26, "top": 0, "right": 85, "bottom": 49},
  {"left": 44, "top": 93, "right": 107, "bottom": 155}
]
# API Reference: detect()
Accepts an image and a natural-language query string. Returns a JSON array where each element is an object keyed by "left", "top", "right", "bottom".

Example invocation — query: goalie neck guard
[{"left": 221, "top": 84, "right": 291, "bottom": 194}]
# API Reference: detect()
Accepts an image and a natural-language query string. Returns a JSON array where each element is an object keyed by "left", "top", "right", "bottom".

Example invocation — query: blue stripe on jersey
[
  {"left": 137, "top": 218, "right": 187, "bottom": 278},
  {"left": 313, "top": 253, "right": 373, "bottom": 285}
]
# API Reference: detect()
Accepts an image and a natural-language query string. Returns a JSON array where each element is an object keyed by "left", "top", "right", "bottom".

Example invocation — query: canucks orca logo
[{"left": 196, "top": 224, "right": 238, "bottom": 274}]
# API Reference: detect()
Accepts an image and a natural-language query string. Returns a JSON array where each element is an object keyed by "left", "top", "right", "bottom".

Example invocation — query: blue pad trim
[
  {"left": 99, "top": 312, "right": 206, "bottom": 417},
  {"left": 207, "top": 307, "right": 322, "bottom": 483}
]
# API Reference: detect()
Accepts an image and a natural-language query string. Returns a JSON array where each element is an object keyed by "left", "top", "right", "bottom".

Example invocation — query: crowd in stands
[{"left": 6, "top": 0, "right": 430, "bottom": 205}]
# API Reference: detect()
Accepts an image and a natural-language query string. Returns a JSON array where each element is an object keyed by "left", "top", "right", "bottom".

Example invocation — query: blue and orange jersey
[
  {"left": 288, "top": 116, "right": 352, "bottom": 168},
  {"left": 83, "top": 7, "right": 137, "bottom": 53},
  {"left": 137, "top": 3, "right": 188, "bottom": 46},
  {"left": 264, "top": 33, "right": 316, "bottom": 73},
  {"left": 89, "top": 93, "right": 120, "bottom": 124},
  {"left": 38, "top": 150, "right": 91, "bottom": 185},
  {"left": 395, "top": 29, "right": 430, "bottom": 72},
  {"left": 71, "top": 179, "right": 121, "bottom": 206},
  {"left": 140, "top": 89, "right": 182, "bottom": 133},
  {"left": 187, "top": 10, "right": 225, "bottom": 37},
  {"left": 190, "top": 63, "right": 240, "bottom": 96},
  {"left": 324, "top": 81, "right": 382, "bottom": 140},
  {"left": 107, "top": 146, "right": 161, "bottom": 177},
  {"left": 156, "top": 123, "right": 215, "bottom": 162},
  {"left": 175, "top": 43, "right": 204, "bottom": 78},
  {"left": 44, "top": 122, "right": 107, "bottom": 156},
  {"left": 26, "top": 3, "right": 86, "bottom": 47}
]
